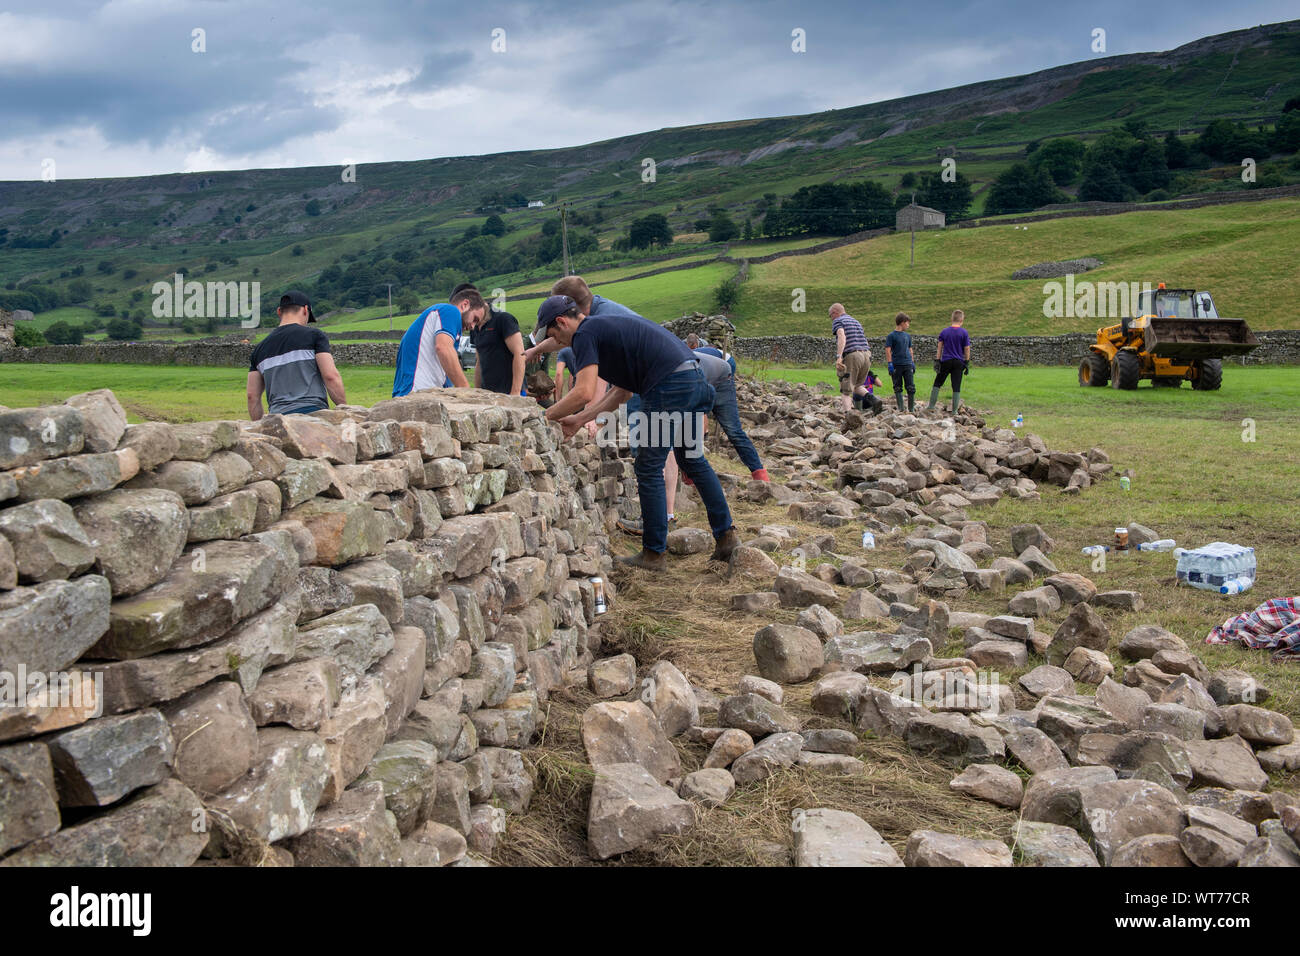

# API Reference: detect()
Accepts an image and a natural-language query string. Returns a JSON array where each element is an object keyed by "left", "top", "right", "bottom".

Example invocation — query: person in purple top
[{"left": 927, "top": 309, "right": 971, "bottom": 413}]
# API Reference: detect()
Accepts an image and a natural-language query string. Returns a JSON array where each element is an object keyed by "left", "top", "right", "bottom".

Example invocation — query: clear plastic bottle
[
  {"left": 1081, "top": 545, "right": 1109, "bottom": 556},
  {"left": 1136, "top": 539, "right": 1176, "bottom": 552}
]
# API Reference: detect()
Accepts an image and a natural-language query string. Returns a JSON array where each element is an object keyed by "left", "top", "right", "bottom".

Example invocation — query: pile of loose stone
[
  {"left": 0, "top": 387, "right": 630, "bottom": 867},
  {"left": 566, "top": 384, "right": 1299, "bottom": 866},
  {"left": 573, "top": 520, "right": 1300, "bottom": 865},
  {"left": 738, "top": 378, "right": 1108, "bottom": 520}
]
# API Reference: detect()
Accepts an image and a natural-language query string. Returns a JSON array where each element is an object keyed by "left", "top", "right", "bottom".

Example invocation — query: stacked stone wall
[{"left": 0, "top": 387, "right": 630, "bottom": 866}]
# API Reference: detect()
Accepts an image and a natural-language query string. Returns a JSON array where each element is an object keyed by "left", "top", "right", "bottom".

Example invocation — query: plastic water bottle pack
[{"left": 1174, "top": 542, "right": 1256, "bottom": 594}]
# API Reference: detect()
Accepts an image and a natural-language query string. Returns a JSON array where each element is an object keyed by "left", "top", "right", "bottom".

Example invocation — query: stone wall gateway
[{"left": 0, "top": 387, "right": 630, "bottom": 866}]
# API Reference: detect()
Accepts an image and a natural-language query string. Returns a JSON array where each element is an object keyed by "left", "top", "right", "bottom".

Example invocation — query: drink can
[
  {"left": 1114, "top": 527, "right": 1129, "bottom": 551},
  {"left": 591, "top": 576, "right": 607, "bottom": 615},
  {"left": 1119, "top": 476, "right": 1131, "bottom": 491}
]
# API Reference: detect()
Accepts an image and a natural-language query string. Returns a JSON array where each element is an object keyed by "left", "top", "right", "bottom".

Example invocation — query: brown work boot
[
  {"left": 618, "top": 549, "right": 667, "bottom": 572},
  {"left": 710, "top": 528, "right": 741, "bottom": 562}
]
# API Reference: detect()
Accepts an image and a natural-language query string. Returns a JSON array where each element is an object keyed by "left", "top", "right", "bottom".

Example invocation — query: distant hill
[{"left": 2, "top": 19, "right": 1297, "bottom": 334}]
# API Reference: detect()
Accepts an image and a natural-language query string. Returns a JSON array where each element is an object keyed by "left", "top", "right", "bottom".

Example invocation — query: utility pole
[
  {"left": 910, "top": 191, "right": 916, "bottom": 268},
  {"left": 386, "top": 283, "right": 393, "bottom": 331},
  {"left": 560, "top": 202, "right": 571, "bottom": 277}
]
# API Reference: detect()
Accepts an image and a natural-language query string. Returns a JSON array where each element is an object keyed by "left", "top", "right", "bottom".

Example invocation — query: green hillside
[{"left": 3, "top": 19, "right": 1299, "bottom": 340}]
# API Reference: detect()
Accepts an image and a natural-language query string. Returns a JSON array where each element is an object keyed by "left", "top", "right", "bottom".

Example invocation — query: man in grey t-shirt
[{"left": 247, "top": 291, "right": 346, "bottom": 419}]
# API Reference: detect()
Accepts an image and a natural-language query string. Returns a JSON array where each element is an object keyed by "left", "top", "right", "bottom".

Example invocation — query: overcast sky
[{"left": 0, "top": 0, "right": 1294, "bottom": 181}]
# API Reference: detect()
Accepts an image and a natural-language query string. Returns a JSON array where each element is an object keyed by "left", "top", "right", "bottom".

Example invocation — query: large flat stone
[
  {"left": 0, "top": 405, "right": 85, "bottom": 470},
  {"left": 98, "top": 602, "right": 297, "bottom": 714},
  {"left": 205, "top": 726, "right": 330, "bottom": 853},
  {"left": 73, "top": 488, "right": 190, "bottom": 596},
  {"left": 1184, "top": 736, "right": 1269, "bottom": 791},
  {"left": 0, "top": 778, "right": 207, "bottom": 867},
  {"left": 46, "top": 709, "right": 175, "bottom": 808},
  {"left": 0, "top": 742, "right": 62, "bottom": 856},
  {"left": 581, "top": 701, "right": 682, "bottom": 783},
  {"left": 824, "top": 630, "right": 931, "bottom": 674},
  {"left": 95, "top": 535, "right": 297, "bottom": 659},
  {"left": 12, "top": 446, "right": 137, "bottom": 502},
  {"left": 0, "top": 499, "right": 96, "bottom": 583},
  {"left": 794, "top": 808, "right": 903, "bottom": 867},
  {"left": 0, "top": 574, "right": 111, "bottom": 673},
  {"left": 587, "top": 762, "right": 693, "bottom": 861},
  {"left": 160, "top": 681, "right": 259, "bottom": 794}
]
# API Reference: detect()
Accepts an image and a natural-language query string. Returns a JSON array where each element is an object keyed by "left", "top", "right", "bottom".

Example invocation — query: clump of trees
[
  {"left": 43, "top": 321, "right": 85, "bottom": 345},
  {"left": 762, "top": 181, "right": 894, "bottom": 236},
  {"left": 13, "top": 324, "right": 45, "bottom": 347},
  {"left": 105, "top": 317, "right": 143, "bottom": 341},
  {"left": 989, "top": 113, "right": 1300, "bottom": 213}
]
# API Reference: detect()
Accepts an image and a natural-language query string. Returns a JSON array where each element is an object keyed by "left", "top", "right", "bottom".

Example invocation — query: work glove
[
  {"left": 887, "top": 362, "right": 895, "bottom": 375},
  {"left": 933, "top": 359, "right": 942, "bottom": 373},
  {"left": 963, "top": 361, "right": 971, "bottom": 375}
]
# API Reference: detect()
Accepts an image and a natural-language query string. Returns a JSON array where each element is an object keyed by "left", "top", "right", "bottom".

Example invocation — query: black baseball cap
[
  {"left": 535, "top": 294, "right": 577, "bottom": 336},
  {"left": 279, "top": 290, "right": 316, "bottom": 323}
]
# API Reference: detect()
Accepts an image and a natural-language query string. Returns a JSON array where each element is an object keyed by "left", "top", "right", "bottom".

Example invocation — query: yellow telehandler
[{"left": 1078, "top": 284, "right": 1259, "bottom": 390}]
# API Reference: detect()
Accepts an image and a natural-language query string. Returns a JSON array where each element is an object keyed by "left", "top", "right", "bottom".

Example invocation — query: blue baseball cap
[{"left": 535, "top": 294, "right": 578, "bottom": 335}]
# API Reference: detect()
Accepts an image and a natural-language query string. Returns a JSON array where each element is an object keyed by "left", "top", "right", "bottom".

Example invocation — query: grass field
[
  {"left": 1, "top": 364, "right": 400, "bottom": 422},
  {"left": 737, "top": 198, "right": 1300, "bottom": 336}
]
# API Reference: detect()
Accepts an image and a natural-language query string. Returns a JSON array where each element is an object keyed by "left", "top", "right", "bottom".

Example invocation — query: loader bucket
[{"left": 1144, "top": 317, "right": 1260, "bottom": 361}]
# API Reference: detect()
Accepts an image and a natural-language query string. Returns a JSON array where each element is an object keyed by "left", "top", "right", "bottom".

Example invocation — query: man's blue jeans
[
  {"left": 710, "top": 378, "right": 763, "bottom": 473},
  {"left": 634, "top": 368, "right": 734, "bottom": 554}
]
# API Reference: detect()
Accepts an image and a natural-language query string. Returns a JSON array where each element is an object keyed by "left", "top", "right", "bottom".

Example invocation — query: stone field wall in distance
[{"left": 4, "top": 331, "right": 1300, "bottom": 369}]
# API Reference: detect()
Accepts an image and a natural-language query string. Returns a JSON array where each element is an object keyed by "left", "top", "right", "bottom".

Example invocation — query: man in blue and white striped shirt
[{"left": 830, "top": 302, "right": 872, "bottom": 412}]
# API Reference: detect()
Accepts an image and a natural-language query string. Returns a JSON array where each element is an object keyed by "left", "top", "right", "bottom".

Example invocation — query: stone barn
[{"left": 895, "top": 203, "right": 946, "bottom": 232}]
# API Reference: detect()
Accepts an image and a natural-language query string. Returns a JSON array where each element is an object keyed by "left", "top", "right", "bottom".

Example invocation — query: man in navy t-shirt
[
  {"left": 927, "top": 309, "right": 972, "bottom": 413},
  {"left": 536, "top": 294, "right": 738, "bottom": 570},
  {"left": 883, "top": 311, "right": 917, "bottom": 413}
]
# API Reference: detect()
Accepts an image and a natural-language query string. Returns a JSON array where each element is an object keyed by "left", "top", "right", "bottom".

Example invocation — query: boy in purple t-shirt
[{"left": 927, "top": 309, "right": 971, "bottom": 413}]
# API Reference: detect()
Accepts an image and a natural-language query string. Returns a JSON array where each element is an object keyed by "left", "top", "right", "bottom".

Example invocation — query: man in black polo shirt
[
  {"left": 247, "top": 290, "right": 345, "bottom": 420},
  {"left": 452, "top": 283, "right": 525, "bottom": 396},
  {"left": 537, "top": 294, "right": 739, "bottom": 571}
]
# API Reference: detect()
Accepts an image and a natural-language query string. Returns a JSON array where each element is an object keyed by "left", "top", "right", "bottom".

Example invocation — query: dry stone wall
[
  {"left": 4, "top": 330, "right": 1300, "bottom": 369},
  {"left": 730, "top": 330, "right": 1300, "bottom": 367},
  {"left": 0, "top": 387, "right": 631, "bottom": 867}
]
